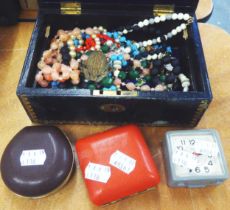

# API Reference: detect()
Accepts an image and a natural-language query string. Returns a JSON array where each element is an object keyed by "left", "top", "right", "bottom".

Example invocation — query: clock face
[{"left": 169, "top": 132, "right": 225, "bottom": 178}]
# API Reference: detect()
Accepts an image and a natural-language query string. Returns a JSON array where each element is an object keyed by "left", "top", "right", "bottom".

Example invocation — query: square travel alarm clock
[{"left": 163, "top": 129, "right": 229, "bottom": 187}]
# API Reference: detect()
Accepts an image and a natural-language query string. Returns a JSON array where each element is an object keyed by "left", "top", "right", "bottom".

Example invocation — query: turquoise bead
[
  {"left": 73, "top": 39, "right": 79, "bottom": 46},
  {"left": 167, "top": 46, "right": 172, "bottom": 53},
  {"left": 131, "top": 44, "right": 138, "bottom": 51},
  {"left": 120, "top": 36, "right": 126, "bottom": 42},
  {"left": 113, "top": 32, "right": 119, "bottom": 39},
  {"left": 117, "top": 55, "right": 123, "bottom": 61},
  {"left": 122, "top": 60, "right": 128, "bottom": 66},
  {"left": 111, "top": 55, "right": 117, "bottom": 61},
  {"left": 110, "top": 85, "right": 117, "bottom": 90},
  {"left": 51, "top": 81, "right": 60, "bottom": 88},
  {"left": 133, "top": 51, "right": 139, "bottom": 56},
  {"left": 126, "top": 40, "right": 132, "bottom": 45},
  {"left": 103, "top": 85, "right": 117, "bottom": 91},
  {"left": 107, "top": 32, "right": 112, "bottom": 37}
]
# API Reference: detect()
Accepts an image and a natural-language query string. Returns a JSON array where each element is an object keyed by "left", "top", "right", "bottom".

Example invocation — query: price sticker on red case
[
  {"left": 85, "top": 162, "right": 111, "bottom": 183},
  {"left": 109, "top": 150, "right": 136, "bottom": 174},
  {"left": 20, "top": 149, "right": 46, "bottom": 166}
]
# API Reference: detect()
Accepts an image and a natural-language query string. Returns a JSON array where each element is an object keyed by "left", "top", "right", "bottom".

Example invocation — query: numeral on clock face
[
  {"left": 204, "top": 166, "right": 209, "bottom": 173},
  {"left": 189, "top": 139, "right": 195, "bottom": 145},
  {"left": 208, "top": 160, "right": 213, "bottom": 166},
  {"left": 181, "top": 140, "right": 186, "bottom": 145}
]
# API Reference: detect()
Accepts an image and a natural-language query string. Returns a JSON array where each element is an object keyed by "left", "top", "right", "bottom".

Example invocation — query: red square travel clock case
[{"left": 75, "top": 124, "right": 160, "bottom": 205}]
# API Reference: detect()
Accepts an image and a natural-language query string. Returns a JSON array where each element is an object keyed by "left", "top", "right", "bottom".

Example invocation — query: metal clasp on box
[
  {"left": 60, "top": 2, "right": 81, "bottom": 15},
  {"left": 153, "top": 4, "right": 175, "bottom": 16}
]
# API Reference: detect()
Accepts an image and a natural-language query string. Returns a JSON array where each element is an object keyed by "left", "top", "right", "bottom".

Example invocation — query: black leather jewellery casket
[{"left": 17, "top": 0, "right": 212, "bottom": 126}]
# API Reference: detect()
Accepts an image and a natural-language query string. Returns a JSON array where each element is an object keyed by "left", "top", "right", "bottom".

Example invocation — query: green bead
[
  {"left": 88, "top": 83, "right": 96, "bottom": 90},
  {"left": 129, "top": 69, "right": 139, "bottom": 80},
  {"left": 76, "top": 52, "right": 82, "bottom": 59},
  {"left": 86, "top": 51, "right": 92, "bottom": 56},
  {"left": 101, "top": 44, "right": 109, "bottom": 53},
  {"left": 141, "top": 60, "right": 148, "bottom": 68},
  {"left": 118, "top": 71, "right": 127, "bottom": 80},
  {"left": 144, "top": 75, "right": 152, "bottom": 82},
  {"left": 140, "top": 47, "right": 145, "bottom": 52},
  {"left": 136, "top": 79, "right": 145, "bottom": 87},
  {"left": 101, "top": 77, "right": 113, "bottom": 87},
  {"left": 160, "top": 74, "right": 166, "bottom": 82}
]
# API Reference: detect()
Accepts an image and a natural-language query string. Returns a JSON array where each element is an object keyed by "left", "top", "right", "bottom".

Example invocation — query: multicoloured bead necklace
[{"left": 36, "top": 13, "right": 192, "bottom": 92}]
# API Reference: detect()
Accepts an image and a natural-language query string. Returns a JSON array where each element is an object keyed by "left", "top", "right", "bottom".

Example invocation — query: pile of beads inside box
[{"left": 36, "top": 13, "right": 192, "bottom": 92}]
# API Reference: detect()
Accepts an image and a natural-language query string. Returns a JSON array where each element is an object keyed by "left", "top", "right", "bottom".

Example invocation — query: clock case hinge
[{"left": 60, "top": 2, "right": 81, "bottom": 15}]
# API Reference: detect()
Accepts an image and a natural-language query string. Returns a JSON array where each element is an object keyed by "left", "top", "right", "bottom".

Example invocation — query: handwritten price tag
[
  {"left": 172, "top": 150, "right": 198, "bottom": 168},
  {"left": 20, "top": 149, "right": 46, "bottom": 166},
  {"left": 193, "top": 140, "right": 218, "bottom": 156},
  {"left": 170, "top": 134, "right": 219, "bottom": 156},
  {"left": 85, "top": 162, "right": 111, "bottom": 183},
  {"left": 109, "top": 150, "right": 136, "bottom": 174}
]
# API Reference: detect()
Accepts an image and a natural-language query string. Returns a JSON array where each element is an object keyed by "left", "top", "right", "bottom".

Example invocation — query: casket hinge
[
  {"left": 60, "top": 2, "right": 81, "bottom": 15},
  {"left": 153, "top": 4, "right": 175, "bottom": 16}
]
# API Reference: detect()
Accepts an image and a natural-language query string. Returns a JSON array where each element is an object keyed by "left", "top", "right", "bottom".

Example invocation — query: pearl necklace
[{"left": 118, "top": 13, "right": 193, "bottom": 47}]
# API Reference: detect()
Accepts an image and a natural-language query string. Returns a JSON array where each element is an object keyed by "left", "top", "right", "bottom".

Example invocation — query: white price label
[
  {"left": 170, "top": 134, "right": 219, "bottom": 156},
  {"left": 85, "top": 162, "right": 111, "bottom": 183},
  {"left": 172, "top": 150, "right": 198, "bottom": 168},
  {"left": 193, "top": 141, "right": 218, "bottom": 156},
  {"left": 174, "top": 155, "right": 223, "bottom": 177},
  {"left": 20, "top": 149, "right": 46, "bottom": 166},
  {"left": 109, "top": 150, "right": 136, "bottom": 174}
]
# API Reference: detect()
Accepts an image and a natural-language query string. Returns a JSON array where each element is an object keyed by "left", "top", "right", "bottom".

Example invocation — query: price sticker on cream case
[
  {"left": 110, "top": 150, "right": 136, "bottom": 174},
  {"left": 20, "top": 149, "right": 46, "bottom": 166}
]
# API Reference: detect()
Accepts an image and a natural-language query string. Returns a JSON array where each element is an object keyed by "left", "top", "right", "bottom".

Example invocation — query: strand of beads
[
  {"left": 118, "top": 13, "right": 193, "bottom": 47},
  {"left": 35, "top": 25, "right": 191, "bottom": 92}
]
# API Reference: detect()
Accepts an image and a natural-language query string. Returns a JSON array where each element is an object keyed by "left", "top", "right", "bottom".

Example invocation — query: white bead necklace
[{"left": 118, "top": 13, "right": 193, "bottom": 47}]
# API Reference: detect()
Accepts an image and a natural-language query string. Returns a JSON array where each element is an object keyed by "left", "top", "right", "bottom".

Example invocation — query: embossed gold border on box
[
  {"left": 20, "top": 95, "right": 38, "bottom": 123},
  {"left": 189, "top": 100, "right": 209, "bottom": 126}
]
